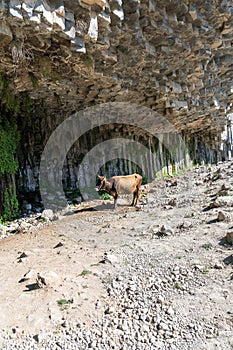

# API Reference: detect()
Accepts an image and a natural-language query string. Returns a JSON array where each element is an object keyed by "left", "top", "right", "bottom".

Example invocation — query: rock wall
[{"left": 0, "top": 0, "right": 232, "bottom": 210}]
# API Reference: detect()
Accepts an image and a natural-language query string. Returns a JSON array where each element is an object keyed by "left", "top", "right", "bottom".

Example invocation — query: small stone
[
  {"left": 213, "top": 262, "right": 224, "bottom": 269},
  {"left": 157, "top": 295, "right": 164, "bottom": 304},
  {"left": 116, "top": 275, "right": 123, "bottom": 281},
  {"left": 19, "top": 221, "right": 32, "bottom": 231},
  {"left": 101, "top": 252, "right": 118, "bottom": 265},
  {"left": 217, "top": 184, "right": 230, "bottom": 196},
  {"left": 119, "top": 320, "right": 128, "bottom": 331},
  {"left": 61, "top": 320, "right": 68, "bottom": 328},
  {"left": 141, "top": 324, "right": 150, "bottom": 333},
  {"left": 6, "top": 223, "right": 20, "bottom": 234},
  {"left": 194, "top": 264, "right": 205, "bottom": 271},
  {"left": 217, "top": 211, "right": 226, "bottom": 222},
  {"left": 159, "top": 322, "right": 169, "bottom": 331},
  {"left": 17, "top": 258, "right": 28, "bottom": 263},
  {"left": 166, "top": 306, "right": 175, "bottom": 316},
  {"left": 168, "top": 198, "right": 176, "bottom": 206},
  {"left": 0, "top": 224, "right": 7, "bottom": 235},
  {"left": 226, "top": 231, "right": 233, "bottom": 245},
  {"left": 12, "top": 327, "right": 17, "bottom": 334},
  {"left": 88, "top": 340, "right": 97, "bottom": 348},
  {"left": 53, "top": 242, "right": 64, "bottom": 249},
  {"left": 36, "top": 271, "right": 60, "bottom": 288},
  {"left": 195, "top": 180, "right": 204, "bottom": 186},
  {"left": 153, "top": 341, "right": 164, "bottom": 347},
  {"left": 33, "top": 332, "right": 46, "bottom": 343},
  {"left": 18, "top": 251, "right": 29, "bottom": 259},
  {"left": 104, "top": 306, "right": 115, "bottom": 314},
  {"left": 18, "top": 269, "right": 35, "bottom": 283},
  {"left": 155, "top": 224, "right": 174, "bottom": 238},
  {"left": 41, "top": 209, "right": 55, "bottom": 221},
  {"left": 205, "top": 201, "right": 220, "bottom": 210}
]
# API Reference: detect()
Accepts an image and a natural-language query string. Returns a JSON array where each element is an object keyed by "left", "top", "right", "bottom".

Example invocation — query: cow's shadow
[
  {"left": 72, "top": 200, "right": 139, "bottom": 213},
  {"left": 74, "top": 206, "right": 111, "bottom": 213}
]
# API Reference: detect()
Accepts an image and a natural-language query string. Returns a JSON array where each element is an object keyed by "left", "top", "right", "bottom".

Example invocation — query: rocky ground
[{"left": 0, "top": 161, "right": 233, "bottom": 350}]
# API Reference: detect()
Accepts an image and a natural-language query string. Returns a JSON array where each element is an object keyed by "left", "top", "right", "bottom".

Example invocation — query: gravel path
[{"left": 0, "top": 161, "right": 232, "bottom": 349}]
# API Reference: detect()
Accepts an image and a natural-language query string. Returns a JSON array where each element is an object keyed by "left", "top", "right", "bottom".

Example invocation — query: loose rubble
[{"left": 0, "top": 161, "right": 233, "bottom": 349}]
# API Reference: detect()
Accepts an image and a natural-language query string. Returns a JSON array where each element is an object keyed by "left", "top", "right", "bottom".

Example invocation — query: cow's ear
[{"left": 98, "top": 175, "right": 104, "bottom": 180}]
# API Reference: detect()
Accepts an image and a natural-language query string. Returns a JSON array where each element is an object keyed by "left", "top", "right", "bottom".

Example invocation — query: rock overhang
[{"left": 0, "top": 0, "right": 232, "bottom": 141}]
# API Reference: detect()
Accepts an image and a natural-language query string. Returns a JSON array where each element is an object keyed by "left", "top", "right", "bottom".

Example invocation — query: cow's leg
[
  {"left": 132, "top": 188, "right": 140, "bottom": 206},
  {"left": 113, "top": 193, "right": 118, "bottom": 209},
  {"left": 131, "top": 190, "right": 137, "bottom": 206}
]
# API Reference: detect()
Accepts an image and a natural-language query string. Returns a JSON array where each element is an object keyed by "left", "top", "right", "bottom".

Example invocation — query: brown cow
[{"left": 96, "top": 173, "right": 142, "bottom": 209}]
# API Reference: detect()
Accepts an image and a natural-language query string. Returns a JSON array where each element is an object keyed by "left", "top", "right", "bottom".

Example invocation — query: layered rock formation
[{"left": 0, "top": 0, "right": 232, "bottom": 210}]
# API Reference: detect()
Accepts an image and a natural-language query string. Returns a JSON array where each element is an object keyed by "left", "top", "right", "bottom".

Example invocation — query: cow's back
[{"left": 112, "top": 174, "right": 142, "bottom": 194}]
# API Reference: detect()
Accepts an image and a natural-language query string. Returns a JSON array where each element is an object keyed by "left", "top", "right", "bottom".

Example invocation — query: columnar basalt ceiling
[{"left": 0, "top": 0, "right": 232, "bottom": 139}]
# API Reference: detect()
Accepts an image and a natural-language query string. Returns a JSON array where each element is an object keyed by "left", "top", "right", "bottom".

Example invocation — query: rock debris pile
[{"left": 0, "top": 160, "right": 233, "bottom": 349}]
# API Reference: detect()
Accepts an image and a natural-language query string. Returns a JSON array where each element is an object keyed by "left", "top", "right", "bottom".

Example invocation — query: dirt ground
[{"left": 0, "top": 163, "right": 232, "bottom": 347}]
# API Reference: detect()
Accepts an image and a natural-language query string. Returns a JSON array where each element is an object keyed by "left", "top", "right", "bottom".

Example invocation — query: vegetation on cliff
[{"left": 0, "top": 74, "right": 20, "bottom": 221}]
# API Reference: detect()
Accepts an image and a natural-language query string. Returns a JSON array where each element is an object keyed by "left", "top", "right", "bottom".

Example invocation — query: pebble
[
  {"left": 217, "top": 211, "right": 226, "bottom": 222},
  {"left": 226, "top": 231, "right": 233, "bottom": 245}
]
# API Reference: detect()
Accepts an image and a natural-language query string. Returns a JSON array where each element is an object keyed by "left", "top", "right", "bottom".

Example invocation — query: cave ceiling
[{"left": 0, "top": 0, "right": 232, "bottom": 139}]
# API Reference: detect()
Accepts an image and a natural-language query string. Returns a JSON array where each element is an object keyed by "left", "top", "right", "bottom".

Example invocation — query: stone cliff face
[{"left": 0, "top": 0, "right": 233, "bottom": 211}]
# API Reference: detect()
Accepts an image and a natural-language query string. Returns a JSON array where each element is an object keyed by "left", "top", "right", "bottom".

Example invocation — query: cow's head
[{"left": 95, "top": 175, "right": 106, "bottom": 191}]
